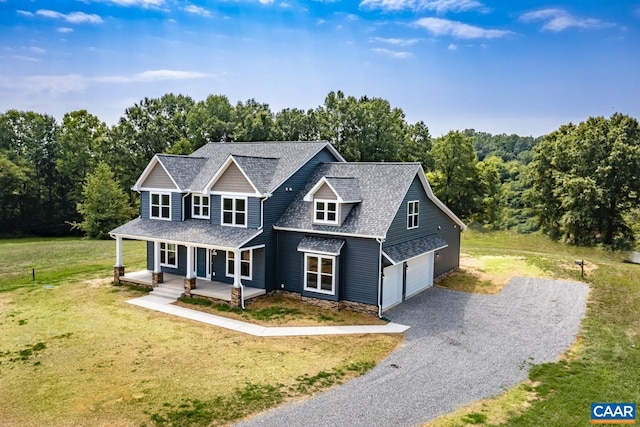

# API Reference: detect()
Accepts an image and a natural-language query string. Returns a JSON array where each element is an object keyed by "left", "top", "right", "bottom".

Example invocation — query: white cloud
[
  {"left": 448, "top": 43, "right": 457, "bottom": 50},
  {"left": 183, "top": 5, "right": 211, "bottom": 17},
  {"left": 88, "top": 0, "right": 165, "bottom": 7},
  {"left": 360, "top": 0, "right": 487, "bottom": 13},
  {"left": 30, "top": 46, "right": 46, "bottom": 54},
  {"left": 370, "top": 37, "right": 420, "bottom": 46},
  {"left": 316, "top": 18, "right": 327, "bottom": 25},
  {"left": 17, "top": 10, "right": 34, "bottom": 17},
  {"left": 372, "top": 47, "right": 413, "bottom": 58},
  {"left": 258, "top": 0, "right": 275, "bottom": 4},
  {"left": 13, "top": 55, "right": 40, "bottom": 62},
  {"left": 58, "top": 27, "right": 74, "bottom": 33},
  {"left": 96, "top": 70, "right": 212, "bottom": 83},
  {"left": 36, "top": 10, "right": 103, "bottom": 24},
  {"left": 415, "top": 17, "right": 512, "bottom": 39},
  {"left": 520, "top": 8, "right": 614, "bottom": 32},
  {"left": 279, "top": 2, "right": 293, "bottom": 8}
]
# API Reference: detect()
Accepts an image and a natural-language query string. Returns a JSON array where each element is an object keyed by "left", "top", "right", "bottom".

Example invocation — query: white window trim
[
  {"left": 221, "top": 196, "right": 248, "bottom": 228},
  {"left": 150, "top": 192, "right": 172, "bottom": 221},
  {"left": 313, "top": 199, "right": 339, "bottom": 225},
  {"left": 192, "top": 193, "right": 210, "bottom": 219},
  {"left": 226, "top": 250, "right": 252, "bottom": 280},
  {"left": 304, "top": 253, "right": 336, "bottom": 295},
  {"left": 159, "top": 242, "right": 178, "bottom": 268},
  {"left": 407, "top": 200, "right": 419, "bottom": 230}
]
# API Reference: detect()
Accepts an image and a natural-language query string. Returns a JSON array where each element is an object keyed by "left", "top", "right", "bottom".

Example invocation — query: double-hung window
[
  {"left": 150, "top": 192, "right": 171, "bottom": 220},
  {"left": 314, "top": 200, "right": 338, "bottom": 225},
  {"left": 407, "top": 200, "right": 419, "bottom": 229},
  {"left": 159, "top": 242, "right": 177, "bottom": 267},
  {"left": 192, "top": 194, "right": 210, "bottom": 219},
  {"left": 304, "top": 254, "right": 335, "bottom": 295},
  {"left": 222, "top": 197, "right": 246, "bottom": 227},
  {"left": 226, "top": 250, "right": 251, "bottom": 279}
]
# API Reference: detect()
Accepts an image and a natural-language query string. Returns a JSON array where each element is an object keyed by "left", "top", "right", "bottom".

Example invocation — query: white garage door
[
  {"left": 382, "top": 263, "right": 403, "bottom": 310},
  {"left": 406, "top": 252, "right": 434, "bottom": 298}
]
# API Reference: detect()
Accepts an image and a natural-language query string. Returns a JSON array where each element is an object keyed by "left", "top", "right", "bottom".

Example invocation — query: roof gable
[
  {"left": 303, "top": 176, "right": 362, "bottom": 203},
  {"left": 207, "top": 156, "right": 260, "bottom": 195},
  {"left": 134, "top": 155, "right": 180, "bottom": 191}
]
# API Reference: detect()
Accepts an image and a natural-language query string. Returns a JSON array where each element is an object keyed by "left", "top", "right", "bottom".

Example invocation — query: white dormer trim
[
  {"left": 203, "top": 155, "right": 262, "bottom": 197},
  {"left": 303, "top": 176, "right": 360, "bottom": 204},
  {"left": 133, "top": 155, "right": 181, "bottom": 192}
]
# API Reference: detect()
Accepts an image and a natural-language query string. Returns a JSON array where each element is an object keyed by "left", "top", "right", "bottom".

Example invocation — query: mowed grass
[
  {"left": 0, "top": 238, "right": 401, "bottom": 427},
  {"left": 426, "top": 228, "right": 640, "bottom": 427}
]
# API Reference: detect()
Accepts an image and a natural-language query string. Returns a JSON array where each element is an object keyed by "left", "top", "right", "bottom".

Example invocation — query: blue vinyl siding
[
  {"left": 171, "top": 193, "right": 182, "bottom": 222},
  {"left": 276, "top": 231, "right": 379, "bottom": 305},
  {"left": 250, "top": 147, "right": 340, "bottom": 291},
  {"left": 384, "top": 175, "right": 461, "bottom": 277},
  {"left": 145, "top": 242, "right": 187, "bottom": 275},
  {"left": 146, "top": 241, "right": 153, "bottom": 270},
  {"left": 248, "top": 197, "right": 261, "bottom": 229},
  {"left": 211, "top": 195, "right": 221, "bottom": 225},
  {"left": 210, "top": 248, "right": 265, "bottom": 288},
  {"left": 140, "top": 192, "right": 149, "bottom": 219}
]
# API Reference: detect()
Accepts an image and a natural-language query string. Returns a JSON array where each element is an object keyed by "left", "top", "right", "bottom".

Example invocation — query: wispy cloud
[
  {"left": 520, "top": 8, "right": 615, "bottom": 32},
  {"left": 0, "top": 70, "right": 212, "bottom": 95},
  {"left": 448, "top": 43, "right": 457, "bottom": 50},
  {"left": 17, "top": 10, "right": 33, "bottom": 17},
  {"left": 58, "top": 27, "right": 74, "bottom": 33},
  {"left": 372, "top": 47, "right": 413, "bottom": 58},
  {"left": 370, "top": 37, "right": 420, "bottom": 46},
  {"left": 36, "top": 10, "right": 103, "bottom": 24},
  {"left": 30, "top": 47, "right": 46, "bottom": 54},
  {"left": 183, "top": 5, "right": 211, "bottom": 17},
  {"left": 87, "top": 0, "right": 165, "bottom": 7},
  {"left": 258, "top": 0, "right": 275, "bottom": 4},
  {"left": 360, "top": 0, "right": 487, "bottom": 13},
  {"left": 415, "top": 17, "right": 512, "bottom": 39},
  {"left": 13, "top": 55, "right": 40, "bottom": 62}
]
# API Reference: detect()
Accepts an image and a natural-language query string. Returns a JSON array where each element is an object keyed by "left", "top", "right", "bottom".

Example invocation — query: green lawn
[
  {"left": 428, "top": 229, "right": 640, "bottom": 427},
  {"left": 0, "top": 237, "right": 400, "bottom": 427}
]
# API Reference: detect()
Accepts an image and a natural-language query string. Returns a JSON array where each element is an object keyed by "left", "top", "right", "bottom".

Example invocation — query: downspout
[
  {"left": 259, "top": 193, "right": 272, "bottom": 230},
  {"left": 376, "top": 237, "right": 385, "bottom": 318}
]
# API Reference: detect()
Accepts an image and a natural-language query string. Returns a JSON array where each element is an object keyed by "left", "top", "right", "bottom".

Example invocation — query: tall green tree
[
  {"left": 428, "top": 130, "right": 482, "bottom": 220},
  {"left": 273, "top": 108, "right": 320, "bottom": 141},
  {"left": 233, "top": 99, "right": 275, "bottom": 141},
  {"left": 529, "top": 114, "right": 640, "bottom": 246},
  {"left": 74, "top": 162, "right": 134, "bottom": 239},
  {"left": 187, "top": 94, "right": 235, "bottom": 148}
]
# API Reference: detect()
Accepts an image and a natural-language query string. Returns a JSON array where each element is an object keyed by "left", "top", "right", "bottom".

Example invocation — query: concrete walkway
[{"left": 126, "top": 295, "right": 410, "bottom": 336}]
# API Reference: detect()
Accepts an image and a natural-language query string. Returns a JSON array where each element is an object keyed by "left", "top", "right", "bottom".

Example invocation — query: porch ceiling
[{"left": 111, "top": 217, "right": 261, "bottom": 249}]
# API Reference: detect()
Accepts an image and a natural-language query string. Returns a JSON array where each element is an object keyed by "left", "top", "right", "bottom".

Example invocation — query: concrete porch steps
[{"left": 149, "top": 284, "right": 184, "bottom": 301}]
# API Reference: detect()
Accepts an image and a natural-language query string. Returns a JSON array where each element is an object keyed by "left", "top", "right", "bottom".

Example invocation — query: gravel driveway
[{"left": 237, "top": 277, "right": 589, "bottom": 427}]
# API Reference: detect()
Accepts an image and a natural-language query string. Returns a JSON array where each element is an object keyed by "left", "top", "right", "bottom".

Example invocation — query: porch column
[
  {"left": 230, "top": 249, "right": 243, "bottom": 308},
  {"left": 113, "top": 235, "right": 125, "bottom": 284},
  {"left": 152, "top": 241, "right": 163, "bottom": 286},
  {"left": 184, "top": 245, "right": 196, "bottom": 296}
]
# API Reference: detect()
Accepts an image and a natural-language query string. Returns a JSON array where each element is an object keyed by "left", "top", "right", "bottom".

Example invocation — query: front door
[{"left": 195, "top": 248, "right": 216, "bottom": 279}]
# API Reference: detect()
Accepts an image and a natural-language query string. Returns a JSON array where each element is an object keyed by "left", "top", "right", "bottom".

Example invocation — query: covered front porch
[{"left": 119, "top": 270, "right": 266, "bottom": 302}]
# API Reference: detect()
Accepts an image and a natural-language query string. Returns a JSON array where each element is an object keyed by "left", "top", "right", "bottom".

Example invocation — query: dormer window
[
  {"left": 314, "top": 200, "right": 338, "bottom": 225},
  {"left": 222, "top": 197, "right": 246, "bottom": 227},
  {"left": 150, "top": 192, "right": 171, "bottom": 220},
  {"left": 192, "top": 194, "right": 210, "bottom": 219}
]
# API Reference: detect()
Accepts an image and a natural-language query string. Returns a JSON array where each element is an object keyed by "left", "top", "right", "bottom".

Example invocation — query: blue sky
[{"left": 1, "top": 0, "right": 638, "bottom": 137}]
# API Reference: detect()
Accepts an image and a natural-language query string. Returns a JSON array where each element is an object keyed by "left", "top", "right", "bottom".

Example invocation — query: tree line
[{"left": 1, "top": 91, "right": 638, "bottom": 248}]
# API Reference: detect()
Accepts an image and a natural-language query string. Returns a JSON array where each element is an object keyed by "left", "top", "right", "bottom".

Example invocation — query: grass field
[
  {"left": 427, "top": 228, "right": 640, "bottom": 427},
  {"left": 0, "top": 238, "right": 400, "bottom": 427}
]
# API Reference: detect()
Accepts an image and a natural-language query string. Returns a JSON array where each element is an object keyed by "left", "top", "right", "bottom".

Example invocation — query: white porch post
[
  {"left": 233, "top": 249, "right": 241, "bottom": 287},
  {"left": 153, "top": 241, "right": 161, "bottom": 273},
  {"left": 186, "top": 245, "right": 193, "bottom": 279},
  {"left": 115, "top": 236, "right": 123, "bottom": 267}
]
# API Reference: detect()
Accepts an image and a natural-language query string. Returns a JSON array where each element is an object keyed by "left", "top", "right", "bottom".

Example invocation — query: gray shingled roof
[
  {"left": 297, "top": 236, "right": 345, "bottom": 255},
  {"left": 156, "top": 155, "right": 207, "bottom": 190},
  {"left": 325, "top": 177, "right": 361, "bottom": 202},
  {"left": 382, "top": 234, "right": 448, "bottom": 264},
  {"left": 276, "top": 162, "right": 421, "bottom": 238},
  {"left": 188, "top": 141, "right": 336, "bottom": 193},
  {"left": 110, "top": 217, "right": 261, "bottom": 248},
  {"left": 231, "top": 155, "right": 279, "bottom": 194}
]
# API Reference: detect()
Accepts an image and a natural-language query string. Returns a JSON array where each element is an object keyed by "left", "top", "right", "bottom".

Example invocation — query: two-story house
[{"left": 110, "top": 141, "right": 465, "bottom": 316}]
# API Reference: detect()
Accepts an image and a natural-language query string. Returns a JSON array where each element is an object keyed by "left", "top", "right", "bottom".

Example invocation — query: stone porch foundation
[
  {"left": 230, "top": 287, "right": 242, "bottom": 308},
  {"left": 184, "top": 277, "right": 196, "bottom": 297},
  {"left": 151, "top": 272, "right": 164, "bottom": 287},
  {"left": 268, "top": 290, "right": 378, "bottom": 316},
  {"left": 113, "top": 266, "right": 125, "bottom": 284}
]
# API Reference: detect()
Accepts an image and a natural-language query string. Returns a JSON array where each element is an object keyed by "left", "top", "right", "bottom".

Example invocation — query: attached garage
[{"left": 381, "top": 234, "right": 447, "bottom": 312}]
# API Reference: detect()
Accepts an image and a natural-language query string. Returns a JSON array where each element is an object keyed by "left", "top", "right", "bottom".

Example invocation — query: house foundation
[{"left": 230, "top": 287, "right": 242, "bottom": 307}]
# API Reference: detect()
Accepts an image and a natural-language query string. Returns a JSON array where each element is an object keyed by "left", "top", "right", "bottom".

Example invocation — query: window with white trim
[
  {"left": 226, "top": 250, "right": 252, "bottom": 279},
  {"left": 160, "top": 242, "right": 177, "bottom": 267},
  {"left": 407, "top": 200, "right": 419, "bottom": 229},
  {"left": 150, "top": 192, "right": 171, "bottom": 220},
  {"left": 304, "top": 253, "right": 335, "bottom": 295},
  {"left": 192, "top": 194, "right": 210, "bottom": 219},
  {"left": 222, "top": 197, "right": 246, "bottom": 227},
  {"left": 314, "top": 200, "right": 338, "bottom": 225}
]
